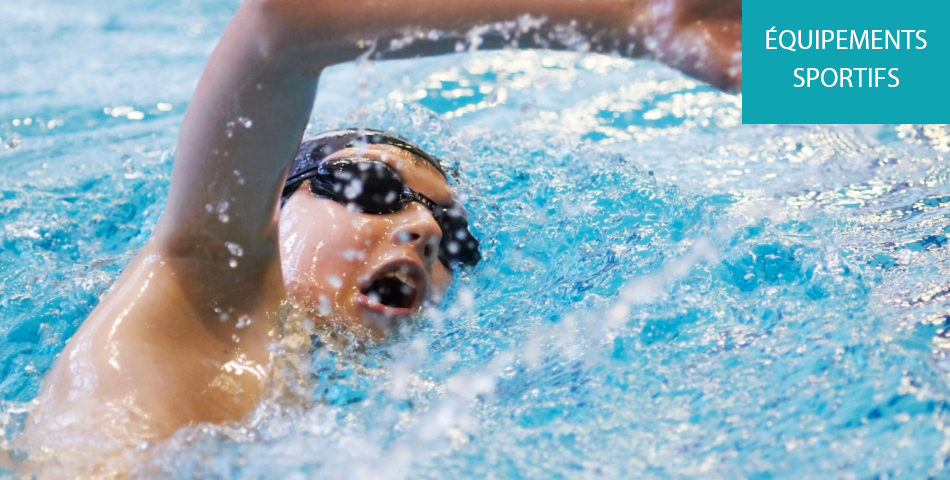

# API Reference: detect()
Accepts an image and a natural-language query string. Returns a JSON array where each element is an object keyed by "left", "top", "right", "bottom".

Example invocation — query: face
[{"left": 278, "top": 144, "right": 456, "bottom": 341}]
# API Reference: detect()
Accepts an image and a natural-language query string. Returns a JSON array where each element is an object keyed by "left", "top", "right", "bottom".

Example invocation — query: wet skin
[
  {"left": 21, "top": 145, "right": 456, "bottom": 456},
  {"left": 279, "top": 145, "right": 456, "bottom": 341},
  {"left": 16, "top": 0, "right": 740, "bottom": 472}
]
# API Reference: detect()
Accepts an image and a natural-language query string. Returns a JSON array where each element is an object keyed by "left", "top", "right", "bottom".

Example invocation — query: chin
[{"left": 298, "top": 291, "right": 422, "bottom": 345}]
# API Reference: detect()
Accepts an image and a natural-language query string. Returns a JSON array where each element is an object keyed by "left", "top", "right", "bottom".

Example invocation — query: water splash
[{"left": 1, "top": 1, "right": 949, "bottom": 478}]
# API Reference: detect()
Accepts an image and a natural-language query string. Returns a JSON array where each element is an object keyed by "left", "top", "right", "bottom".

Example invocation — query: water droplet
[
  {"left": 344, "top": 179, "right": 364, "bottom": 199},
  {"left": 318, "top": 295, "right": 332, "bottom": 316},
  {"left": 4, "top": 136, "right": 20, "bottom": 150},
  {"left": 342, "top": 249, "right": 366, "bottom": 261},
  {"left": 225, "top": 242, "right": 244, "bottom": 257},
  {"left": 236, "top": 315, "right": 252, "bottom": 328}
]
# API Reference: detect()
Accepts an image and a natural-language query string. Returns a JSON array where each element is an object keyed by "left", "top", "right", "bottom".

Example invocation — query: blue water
[{"left": 4, "top": 0, "right": 950, "bottom": 478}]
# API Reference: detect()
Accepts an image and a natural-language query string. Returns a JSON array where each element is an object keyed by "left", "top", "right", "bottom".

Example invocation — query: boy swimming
[{"left": 13, "top": 0, "right": 740, "bottom": 474}]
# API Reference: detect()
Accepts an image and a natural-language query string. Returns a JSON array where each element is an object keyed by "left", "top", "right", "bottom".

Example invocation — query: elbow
[{"left": 236, "top": 0, "right": 310, "bottom": 56}]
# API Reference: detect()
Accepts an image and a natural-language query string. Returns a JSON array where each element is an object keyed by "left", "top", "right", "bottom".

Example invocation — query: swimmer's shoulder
[{"left": 34, "top": 243, "right": 281, "bottom": 436}]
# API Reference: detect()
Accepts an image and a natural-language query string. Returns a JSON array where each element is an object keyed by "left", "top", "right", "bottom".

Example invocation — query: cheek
[
  {"left": 279, "top": 202, "right": 354, "bottom": 302},
  {"left": 278, "top": 198, "right": 390, "bottom": 308},
  {"left": 278, "top": 208, "right": 308, "bottom": 279}
]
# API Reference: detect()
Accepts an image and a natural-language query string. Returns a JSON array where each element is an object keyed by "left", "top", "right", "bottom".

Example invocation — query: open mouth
[{"left": 359, "top": 263, "right": 425, "bottom": 313}]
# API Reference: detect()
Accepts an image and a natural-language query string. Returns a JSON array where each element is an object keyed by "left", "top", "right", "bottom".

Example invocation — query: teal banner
[{"left": 742, "top": 0, "right": 950, "bottom": 123}]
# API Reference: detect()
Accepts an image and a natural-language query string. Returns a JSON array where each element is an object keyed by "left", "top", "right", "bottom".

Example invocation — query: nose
[{"left": 391, "top": 203, "right": 442, "bottom": 266}]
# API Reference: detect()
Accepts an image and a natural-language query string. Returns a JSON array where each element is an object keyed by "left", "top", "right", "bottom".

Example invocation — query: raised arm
[
  {"left": 150, "top": 1, "right": 318, "bottom": 309},
  {"left": 150, "top": 0, "right": 741, "bottom": 313},
  {"left": 261, "top": 0, "right": 741, "bottom": 89}
]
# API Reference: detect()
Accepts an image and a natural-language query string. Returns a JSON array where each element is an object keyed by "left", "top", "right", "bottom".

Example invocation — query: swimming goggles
[{"left": 282, "top": 158, "right": 480, "bottom": 269}]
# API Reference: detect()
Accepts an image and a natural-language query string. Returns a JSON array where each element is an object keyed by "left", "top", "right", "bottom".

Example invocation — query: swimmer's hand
[
  {"left": 663, "top": 0, "right": 742, "bottom": 91},
  {"left": 251, "top": 0, "right": 741, "bottom": 91}
]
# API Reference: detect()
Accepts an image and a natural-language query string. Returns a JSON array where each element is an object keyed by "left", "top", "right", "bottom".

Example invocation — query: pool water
[{"left": 4, "top": 0, "right": 950, "bottom": 478}]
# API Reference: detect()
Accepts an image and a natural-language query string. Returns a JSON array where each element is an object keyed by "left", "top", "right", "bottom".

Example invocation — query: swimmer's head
[{"left": 277, "top": 129, "right": 479, "bottom": 341}]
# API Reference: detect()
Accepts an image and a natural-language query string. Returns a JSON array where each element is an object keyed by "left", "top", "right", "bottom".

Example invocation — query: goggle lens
[{"left": 303, "top": 159, "right": 480, "bottom": 268}]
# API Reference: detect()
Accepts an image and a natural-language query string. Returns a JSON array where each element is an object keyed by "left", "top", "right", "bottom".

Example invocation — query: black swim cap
[{"left": 281, "top": 128, "right": 448, "bottom": 205}]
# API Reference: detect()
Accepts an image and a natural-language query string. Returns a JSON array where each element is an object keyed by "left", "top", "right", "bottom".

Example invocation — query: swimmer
[{"left": 12, "top": 0, "right": 740, "bottom": 474}]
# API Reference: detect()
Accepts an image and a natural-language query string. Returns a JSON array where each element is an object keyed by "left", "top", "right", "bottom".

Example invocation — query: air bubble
[
  {"left": 327, "top": 275, "right": 342, "bottom": 288},
  {"left": 229, "top": 259, "right": 238, "bottom": 268}
]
